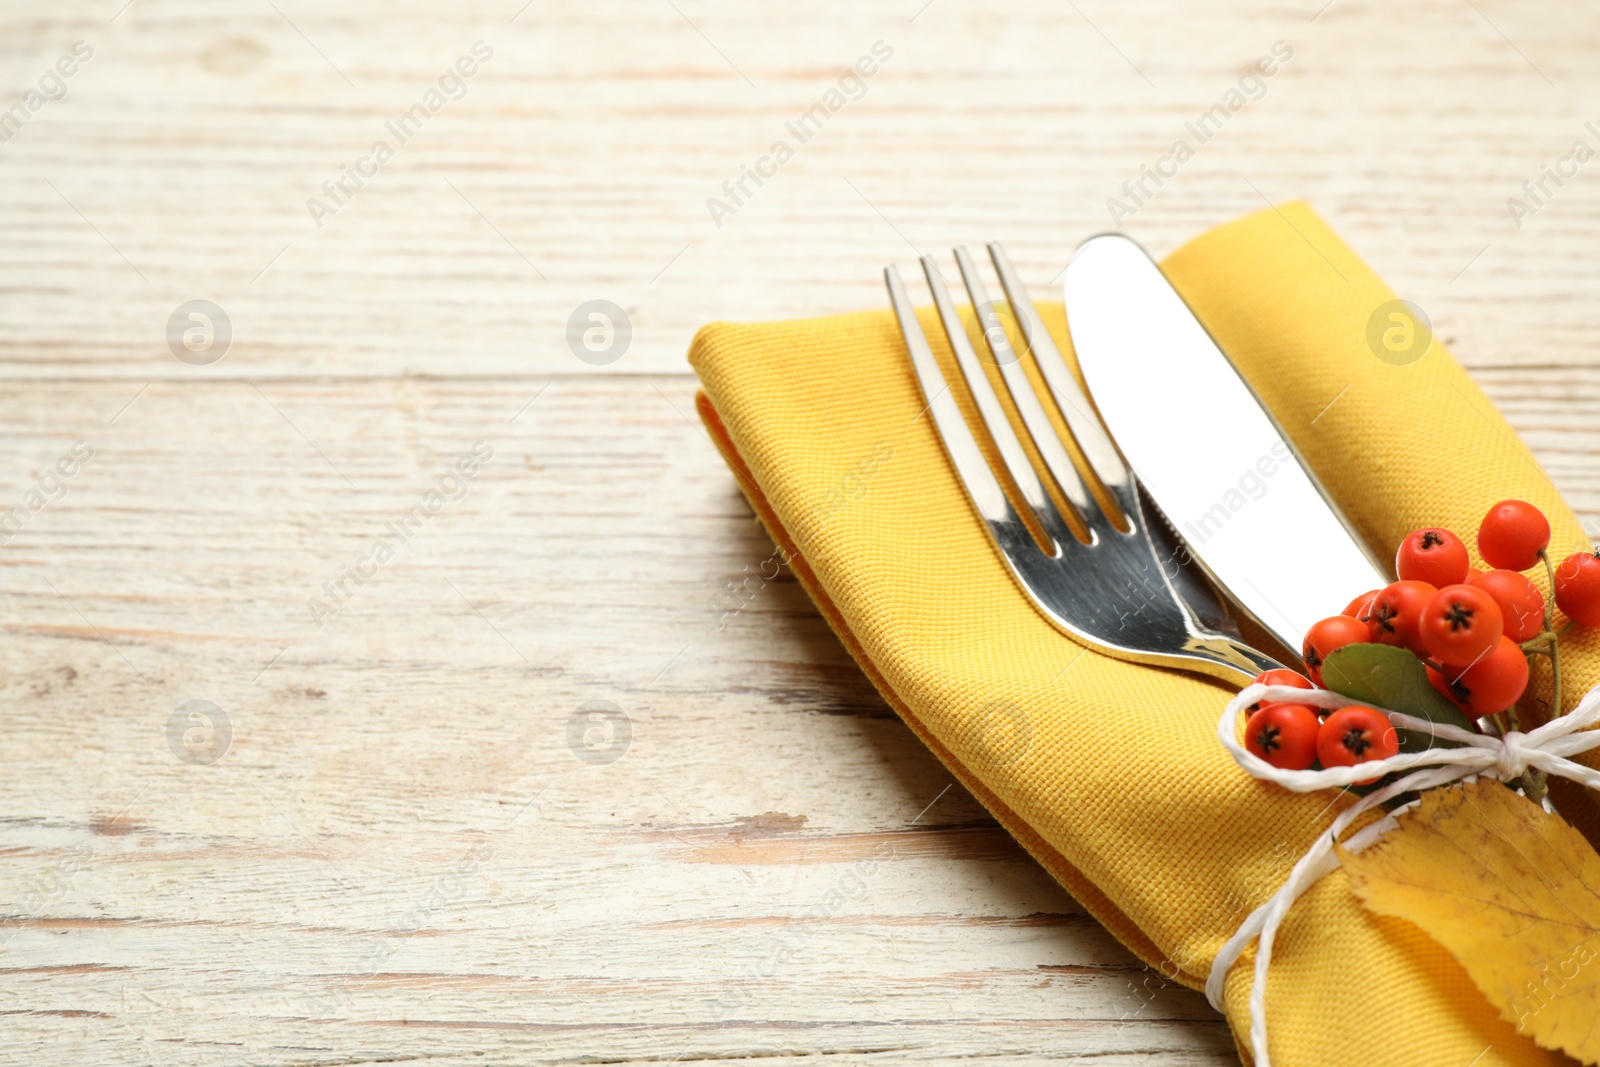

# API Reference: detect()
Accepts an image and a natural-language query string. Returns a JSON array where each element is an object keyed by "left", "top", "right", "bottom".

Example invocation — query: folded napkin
[{"left": 689, "top": 202, "right": 1600, "bottom": 1067}]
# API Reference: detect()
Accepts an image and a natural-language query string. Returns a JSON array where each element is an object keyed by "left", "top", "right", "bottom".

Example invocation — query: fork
[{"left": 884, "top": 243, "right": 1286, "bottom": 686}]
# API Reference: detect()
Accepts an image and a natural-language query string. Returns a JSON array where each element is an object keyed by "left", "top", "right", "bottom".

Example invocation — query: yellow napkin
[{"left": 688, "top": 202, "right": 1599, "bottom": 1067}]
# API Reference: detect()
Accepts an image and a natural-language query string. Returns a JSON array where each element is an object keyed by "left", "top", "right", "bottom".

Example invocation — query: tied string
[{"left": 1205, "top": 682, "right": 1600, "bottom": 1067}]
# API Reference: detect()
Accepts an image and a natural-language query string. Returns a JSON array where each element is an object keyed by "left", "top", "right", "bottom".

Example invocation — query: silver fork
[{"left": 884, "top": 243, "right": 1285, "bottom": 685}]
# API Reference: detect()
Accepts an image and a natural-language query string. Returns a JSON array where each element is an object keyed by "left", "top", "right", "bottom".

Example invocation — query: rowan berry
[
  {"left": 1366, "top": 580, "right": 1437, "bottom": 653},
  {"left": 1419, "top": 583, "right": 1504, "bottom": 668},
  {"left": 1302, "top": 615, "right": 1371, "bottom": 687},
  {"left": 1468, "top": 569, "right": 1545, "bottom": 644},
  {"left": 1343, "top": 589, "right": 1381, "bottom": 620},
  {"left": 1426, "top": 664, "right": 1468, "bottom": 709},
  {"left": 1245, "top": 702, "right": 1321, "bottom": 771},
  {"left": 1477, "top": 500, "right": 1550, "bottom": 571},
  {"left": 1396, "top": 528, "right": 1469, "bottom": 588},
  {"left": 1316, "top": 706, "right": 1399, "bottom": 784},
  {"left": 1554, "top": 550, "right": 1600, "bottom": 627},
  {"left": 1442, "top": 636, "right": 1530, "bottom": 716}
]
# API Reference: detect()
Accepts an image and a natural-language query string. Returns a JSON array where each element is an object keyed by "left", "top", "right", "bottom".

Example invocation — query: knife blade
[{"left": 1062, "top": 233, "right": 1388, "bottom": 656}]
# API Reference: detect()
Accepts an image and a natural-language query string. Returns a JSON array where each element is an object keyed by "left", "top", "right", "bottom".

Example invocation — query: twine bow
[{"left": 1206, "top": 682, "right": 1600, "bottom": 1067}]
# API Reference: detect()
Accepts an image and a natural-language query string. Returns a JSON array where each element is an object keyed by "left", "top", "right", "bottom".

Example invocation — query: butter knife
[{"left": 1063, "top": 233, "right": 1389, "bottom": 656}]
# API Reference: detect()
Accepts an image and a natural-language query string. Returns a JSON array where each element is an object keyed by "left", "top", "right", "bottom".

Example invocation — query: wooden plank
[{"left": 0, "top": 1, "right": 1595, "bottom": 378}]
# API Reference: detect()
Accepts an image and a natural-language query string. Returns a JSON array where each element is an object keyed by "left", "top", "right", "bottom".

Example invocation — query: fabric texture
[{"left": 687, "top": 202, "right": 1599, "bottom": 1067}]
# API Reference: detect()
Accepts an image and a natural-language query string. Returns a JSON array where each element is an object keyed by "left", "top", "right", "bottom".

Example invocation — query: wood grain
[
  {"left": 1, "top": 0, "right": 1597, "bottom": 1064},
  {"left": 0, "top": 377, "right": 1237, "bottom": 1065}
]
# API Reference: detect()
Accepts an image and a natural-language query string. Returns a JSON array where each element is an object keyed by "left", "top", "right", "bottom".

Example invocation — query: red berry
[
  {"left": 1366, "top": 580, "right": 1437, "bottom": 653},
  {"left": 1316, "top": 706, "right": 1399, "bottom": 784},
  {"left": 1301, "top": 615, "right": 1371, "bottom": 686},
  {"left": 1554, "top": 550, "right": 1600, "bottom": 627},
  {"left": 1343, "top": 589, "right": 1382, "bottom": 620},
  {"left": 1477, "top": 500, "right": 1550, "bottom": 571},
  {"left": 1396, "top": 528, "right": 1470, "bottom": 588},
  {"left": 1245, "top": 703, "right": 1321, "bottom": 771},
  {"left": 1420, "top": 584, "right": 1504, "bottom": 668},
  {"left": 1469, "top": 569, "right": 1546, "bottom": 643},
  {"left": 1439, "top": 636, "right": 1530, "bottom": 716},
  {"left": 1247, "top": 669, "right": 1316, "bottom": 711},
  {"left": 1426, "top": 664, "right": 1469, "bottom": 709}
]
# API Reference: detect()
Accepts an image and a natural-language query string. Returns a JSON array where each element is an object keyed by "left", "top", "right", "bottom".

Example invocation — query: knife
[{"left": 1063, "top": 233, "right": 1389, "bottom": 656}]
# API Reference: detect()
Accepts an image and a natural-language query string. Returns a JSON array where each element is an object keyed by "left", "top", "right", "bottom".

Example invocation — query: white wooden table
[{"left": 2, "top": 2, "right": 1597, "bottom": 1064}]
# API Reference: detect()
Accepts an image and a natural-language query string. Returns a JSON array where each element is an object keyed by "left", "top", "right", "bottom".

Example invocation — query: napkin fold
[{"left": 688, "top": 202, "right": 1599, "bottom": 1067}]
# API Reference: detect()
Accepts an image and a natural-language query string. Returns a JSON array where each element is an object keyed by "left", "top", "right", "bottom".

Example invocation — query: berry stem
[
  {"left": 1539, "top": 548, "right": 1564, "bottom": 719},
  {"left": 1515, "top": 548, "right": 1566, "bottom": 808},
  {"left": 1550, "top": 623, "right": 1564, "bottom": 723},
  {"left": 1525, "top": 765, "right": 1549, "bottom": 808},
  {"left": 1539, "top": 548, "right": 1557, "bottom": 631}
]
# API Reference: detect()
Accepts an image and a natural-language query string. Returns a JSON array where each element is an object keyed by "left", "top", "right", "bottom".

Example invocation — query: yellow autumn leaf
[{"left": 1339, "top": 779, "right": 1600, "bottom": 1065}]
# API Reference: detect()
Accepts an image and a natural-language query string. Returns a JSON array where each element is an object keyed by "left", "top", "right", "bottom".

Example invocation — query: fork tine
[
  {"left": 952, "top": 246, "right": 1102, "bottom": 537},
  {"left": 884, "top": 259, "right": 1286, "bottom": 686},
  {"left": 986, "top": 243, "right": 1139, "bottom": 521},
  {"left": 918, "top": 255, "right": 1081, "bottom": 551},
  {"left": 884, "top": 265, "right": 1019, "bottom": 528}
]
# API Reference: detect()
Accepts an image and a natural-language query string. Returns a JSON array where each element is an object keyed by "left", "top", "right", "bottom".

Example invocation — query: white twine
[{"left": 1206, "top": 681, "right": 1600, "bottom": 1067}]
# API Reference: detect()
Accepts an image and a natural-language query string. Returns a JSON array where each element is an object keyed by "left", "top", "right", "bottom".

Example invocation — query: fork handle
[{"left": 1182, "top": 637, "right": 1291, "bottom": 687}]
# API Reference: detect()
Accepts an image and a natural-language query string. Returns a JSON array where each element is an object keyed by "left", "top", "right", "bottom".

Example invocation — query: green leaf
[{"left": 1319, "top": 643, "right": 1476, "bottom": 753}]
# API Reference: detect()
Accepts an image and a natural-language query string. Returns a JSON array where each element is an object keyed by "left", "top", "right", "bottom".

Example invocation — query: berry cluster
[{"left": 1244, "top": 499, "right": 1598, "bottom": 779}]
